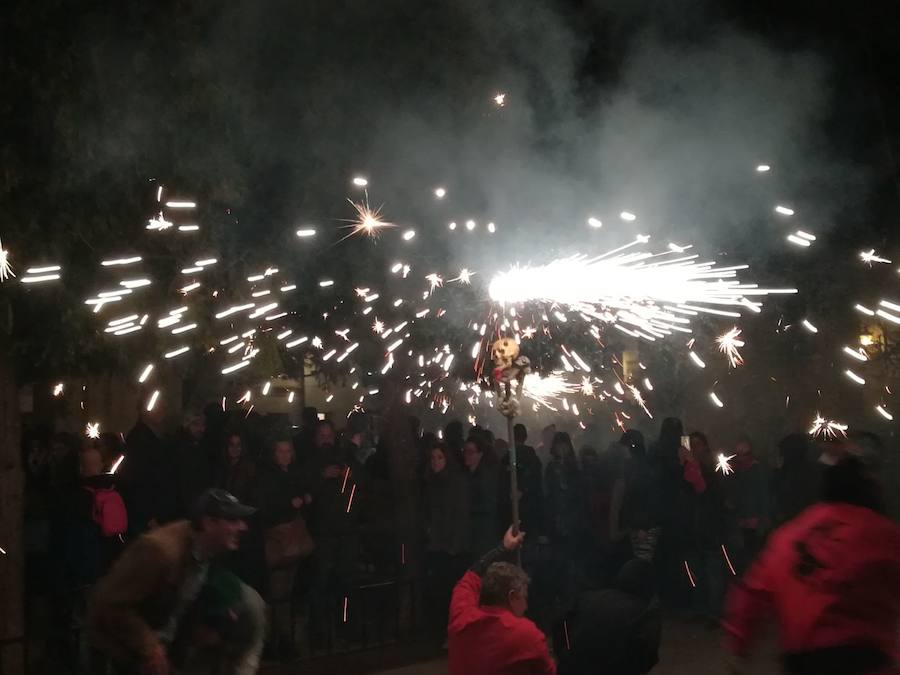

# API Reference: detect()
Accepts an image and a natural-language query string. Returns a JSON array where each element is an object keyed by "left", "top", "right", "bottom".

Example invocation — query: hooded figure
[{"left": 559, "top": 559, "right": 661, "bottom": 675}]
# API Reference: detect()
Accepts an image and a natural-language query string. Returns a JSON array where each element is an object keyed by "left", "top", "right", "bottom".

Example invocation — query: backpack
[{"left": 86, "top": 486, "right": 128, "bottom": 537}]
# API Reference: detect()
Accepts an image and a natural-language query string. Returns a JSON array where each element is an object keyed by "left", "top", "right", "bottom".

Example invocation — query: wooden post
[
  {"left": 0, "top": 345, "right": 25, "bottom": 674},
  {"left": 506, "top": 414, "right": 521, "bottom": 567}
]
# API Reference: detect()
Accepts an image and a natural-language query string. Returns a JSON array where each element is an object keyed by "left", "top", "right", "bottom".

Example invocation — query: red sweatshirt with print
[{"left": 724, "top": 502, "right": 900, "bottom": 660}]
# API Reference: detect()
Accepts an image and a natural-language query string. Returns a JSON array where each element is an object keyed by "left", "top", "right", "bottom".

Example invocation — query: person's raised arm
[{"left": 449, "top": 526, "right": 524, "bottom": 629}]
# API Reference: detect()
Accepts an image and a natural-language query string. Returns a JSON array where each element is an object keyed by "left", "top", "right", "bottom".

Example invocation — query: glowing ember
[
  {"left": 809, "top": 413, "right": 848, "bottom": 440},
  {"left": 716, "top": 452, "right": 735, "bottom": 475},
  {"left": 860, "top": 249, "right": 891, "bottom": 265},
  {"left": 716, "top": 327, "right": 745, "bottom": 368},
  {"left": 344, "top": 199, "right": 392, "bottom": 239}
]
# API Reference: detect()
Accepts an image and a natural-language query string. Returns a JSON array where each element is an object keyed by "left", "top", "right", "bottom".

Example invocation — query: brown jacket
[{"left": 87, "top": 520, "right": 199, "bottom": 664}]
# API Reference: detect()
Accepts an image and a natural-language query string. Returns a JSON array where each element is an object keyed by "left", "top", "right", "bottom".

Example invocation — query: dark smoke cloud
[
  {"left": 68, "top": 0, "right": 868, "bottom": 272},
  {"left": 360, "top": 1, "right": 862, "bottom": 272}
]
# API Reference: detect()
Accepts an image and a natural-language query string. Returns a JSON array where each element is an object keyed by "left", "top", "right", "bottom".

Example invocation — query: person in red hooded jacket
[
  {"left": 723, "top": 456, "right": 900, "bottom": 675},
  {"left": 449, "top": 525, "right": 555, "bottom": 675}
]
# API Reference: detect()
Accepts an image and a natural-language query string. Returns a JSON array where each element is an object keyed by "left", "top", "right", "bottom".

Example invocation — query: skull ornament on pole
[{"left": 490, "top": 337, "right": 530, "bottom": 550}]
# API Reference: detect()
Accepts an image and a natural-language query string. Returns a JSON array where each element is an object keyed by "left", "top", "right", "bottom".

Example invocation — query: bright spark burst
[
  {"left": 52, "top": 383, "right": 64, "bottom": 397},
  {"left": 494, "top": 93, "right": 506, "bottom": 107},
  {"left": 425, "top": 273, "right": 443, "bottom": 292},
  {"left": 0, "top": 236, "right": 15, "bottom": 282},
  {"left": 716, "top": 327, "right": 745, "bottom": 368},
  {"left": 488, "top": 242, "right": 796, "bottom": 340},
  {"left": 372, "top": 318, "right": 385, "bottom": 334},
  {"left": 580, "top": 377, "right": 595, "bottom": 397},
  {"left": 809, "top": 413, "right": 848, "bottom": 440},
  {"left": 452, "top": 268, "right": 474, "bottom": 284},
  {"left": 716, "top": 453, "right": 736, "bottom": 475},
  {"left": 85, "top": 422, "right": 101, "bottom": 439},
  {"left": 147, "top": 213, "right": 173, "bottom": 231},
  {"left": 523, "top": 373, "right": 581, "bottom": 410},
  {"left": 629, "top": 384, "right": 653, "bottom": 418},
  {"left": 860, "top": 249, "right": 891, "bottom": 266},
  {"left": 343, "top": 199, "right": 392, "bottom": 239}
]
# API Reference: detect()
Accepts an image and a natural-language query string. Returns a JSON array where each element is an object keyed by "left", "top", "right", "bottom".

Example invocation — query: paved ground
[{"left": 373, "top": 616, "right": 780, "bottom": 675}]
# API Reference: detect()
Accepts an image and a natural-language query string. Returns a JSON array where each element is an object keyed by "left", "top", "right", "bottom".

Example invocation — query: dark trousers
[
  {"left": 309, "top": 534, "right": 359, "bottom": 646},
  {"left": 783, "top": 645, "right": 890, "bottom": 675},
  {"left": 425, "top": 550, "right": 468, "bottom": 635}
]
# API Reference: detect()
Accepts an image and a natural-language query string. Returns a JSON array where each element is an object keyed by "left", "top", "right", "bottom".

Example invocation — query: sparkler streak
[{"left": 489, "top": 246, "right": 795, "bottom": 341}]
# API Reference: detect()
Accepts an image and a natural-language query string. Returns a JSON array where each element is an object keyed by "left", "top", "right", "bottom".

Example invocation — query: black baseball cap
[{"left": 192, "top": 488, "right": 257, "bottom": 521}]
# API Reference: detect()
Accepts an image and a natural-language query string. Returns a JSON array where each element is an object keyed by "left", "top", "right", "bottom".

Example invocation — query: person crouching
[
  {"left": 448, "top": 525, "right": 555, "bottom": 675},
  {"left": 87, "top": 488, "right": 266, "bottom": 675}
]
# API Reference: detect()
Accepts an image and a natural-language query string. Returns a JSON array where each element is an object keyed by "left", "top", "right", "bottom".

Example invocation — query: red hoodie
[
  {"left": 724, "top": 502, "right": 900, "bottom": 660},
  {"left": 449, "top": 571, "right": 556, "bottom": 675}
]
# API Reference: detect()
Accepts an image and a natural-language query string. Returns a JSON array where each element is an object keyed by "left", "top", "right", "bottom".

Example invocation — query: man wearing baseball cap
[{"left": 88, "top": 488, "right": 266, "bottom": 674}]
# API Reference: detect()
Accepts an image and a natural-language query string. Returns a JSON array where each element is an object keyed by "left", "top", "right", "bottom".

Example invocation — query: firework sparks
[
  {"left": 721, "top": 544, "right": 736, "bottom": 576},
  {"left": 844, "top": 369, "right": 866, "bottom": 385},
  {"left": 146, "top": 390, "right": 161, "bottom": 411},
  {"left": 689, "top": 352, "right": 706, "bottom": 369},
  {"left": 860, "top": 249, "right": 891, "bottom": 265},
  {"left": 716, "top": 327, "right": 745, "bottom": 368},
  {"left": 109, "top": 455, "right": 125, "bottom": 474},
  {"left": 587, "top": 217, "right": 603, "bottom": 228},
  {"left": 86, "top": 422, "right": 101, "bottom": 439},
  {"left": 147, "top": 213, "right": 173, "bottom": 231},
  {"left": 710, "top": 392, "right": 725, "bottom": 408},
  {"left": 629, "top": 384, "right": 653, "bottom": 418},
  {"left": 434, "top": 187, "right": 446, "bottom": 198},
  {"left": 580, "top": 377, "right": 595, "bottom": 397},
  {"left": 52, "top": 383, "right": 64, "bottom": 397},
  {"left": 343, "top": 199, "right": 392, "bottom": 239},
  {"left": 802, "top": 319, "right": 818, "bottom": 333},
  {"left": 452, "top": 268, "right": 474, "bottom": 284},
  {"left": 488, "top": 243, "right": 796, "bottom": 340},
  {"left": 683, "top": 561, "right": 696, "bottom": 588},
  {"left": 843, "top": 346, "right": 868, "bottom": 362},
  {"left": 875, "top": 405, "right": 893, "bottom": 421},
  {"left": 101, "top": 256, "right": 142, "bottom": 267},
  {"left": 809, "top": 413, "right": 848, "bottom": 440},
  {"left": 716, "top": 452, "right": 735, "bottom": 475},
  {"left": 523, "top": 373, "right": 581, "bottom": 410},
  {"left": 425, "top": 273, "right": 444, "bottom": 292},
  {"left": 494, "top": 93, "right": 506, "bottom": 107}
]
